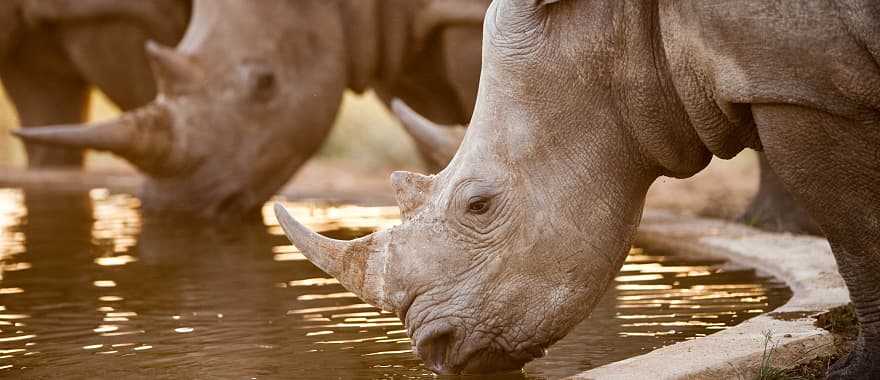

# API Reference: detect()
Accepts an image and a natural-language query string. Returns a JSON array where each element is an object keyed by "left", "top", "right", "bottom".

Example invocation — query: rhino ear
[
  {"left": 239, "top": 63, "right": 277, "bottom": 103},
  {"left": 390, "top": 171, "right": 434, "bottom": 220}
]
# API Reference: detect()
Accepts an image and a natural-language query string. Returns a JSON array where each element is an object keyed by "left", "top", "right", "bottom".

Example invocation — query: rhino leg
[
  {"left": 754, "top": 105, "right": 880, "bottom": 380},
  {"left": 739, "top": 153, "right": 822, "bottom": 236},
  {"left": 1, "top": 29, "right": 89, "bottom": 168}
]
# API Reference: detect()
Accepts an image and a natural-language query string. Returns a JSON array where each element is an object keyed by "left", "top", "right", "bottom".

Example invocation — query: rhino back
[{"left": 660, "top": 0, "right": 880, "bottom": 157}]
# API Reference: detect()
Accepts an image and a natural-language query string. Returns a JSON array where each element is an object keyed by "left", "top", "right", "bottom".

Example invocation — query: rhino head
[
  {"left": 14, "top": 0, "right": 348, "bottom": 220},
  {"left": 275, "top": 126, "right": 650, "bottom": 373},
  {"left": 272, "top": 0, "right": 717, "bottom": 373}
]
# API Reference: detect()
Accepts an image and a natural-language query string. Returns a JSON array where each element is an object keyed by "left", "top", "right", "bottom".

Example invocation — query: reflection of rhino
[
  {"left": 278, "top": 0, "right": 880, "bottom": 377},
  {"left": 16, "top": 0, "right": 490, "bottom": 221},
  {"left": 1, "top": 0, "right": 191, "bottom": 167}
]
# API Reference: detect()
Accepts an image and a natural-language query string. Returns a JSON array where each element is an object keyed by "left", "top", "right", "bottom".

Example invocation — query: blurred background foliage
[{"left": 0, "top": 85, "right": 425, "bottom": 172}]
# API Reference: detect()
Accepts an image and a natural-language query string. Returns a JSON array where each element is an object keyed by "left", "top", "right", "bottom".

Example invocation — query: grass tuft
[
  {"left": 815, "top": 304, "right": 857, "bottom": 336},
  {"left": 751, "top": 304, "right": 858, "bottom": 380},
  {"left": 755, "top": 331, "right": 790, "bottom": 380}
]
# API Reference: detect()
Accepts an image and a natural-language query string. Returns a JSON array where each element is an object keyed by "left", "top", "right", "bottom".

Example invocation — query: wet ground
[{"left": 0, "top": 188, "right": 791, "bottom": 379}]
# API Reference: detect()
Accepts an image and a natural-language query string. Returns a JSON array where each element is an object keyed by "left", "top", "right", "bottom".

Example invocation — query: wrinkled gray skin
[
  {"left": 277, "top": 0, "right": 880, "bottom": 376},
  {"left": 15, "top": 0, "right": 490, "bottom": 221},
  {"left": 0, "top": 0, "right": 190, "bottom": 167}
]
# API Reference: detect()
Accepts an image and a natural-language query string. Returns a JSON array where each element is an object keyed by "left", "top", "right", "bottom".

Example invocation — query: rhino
[
  {"left": 15, "top": 0, "right": 490, "bottom": 220},
  {"left": 275, "top": 0, "right": 880, "bottom": 377},
  {"left": 1, "top": 0, "right": 190, "bottom": 167}
]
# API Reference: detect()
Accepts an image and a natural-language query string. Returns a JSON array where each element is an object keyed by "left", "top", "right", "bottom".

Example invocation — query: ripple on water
[{"left": 0, "top": 189, "right": 791, "bottom": 378}]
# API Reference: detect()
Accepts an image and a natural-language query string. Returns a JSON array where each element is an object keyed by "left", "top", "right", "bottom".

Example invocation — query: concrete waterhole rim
[{"left": 573, "top": 210, "right": 849, "bottom": 380}]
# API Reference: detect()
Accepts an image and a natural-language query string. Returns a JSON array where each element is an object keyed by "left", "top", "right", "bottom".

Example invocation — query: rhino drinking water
[
  {"left": 276, "top": 0, "right": 880, "bottom": 377},
  {"left": 15, "top": 0, "right": 490, "bottom": 220},
  {"left": 1, "top": 0, "right": 190, "bottom": 167}
]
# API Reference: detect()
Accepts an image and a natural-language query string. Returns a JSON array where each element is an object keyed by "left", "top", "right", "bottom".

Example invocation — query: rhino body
[
  {"left": 1, "top": 0, "right": 191, "bottom": 167},
  {"left": 277, "top": 0, "right": 880, "bottom": 376},
  {"left": 16, "top": 0, "right": 489, "bottom": 220}
]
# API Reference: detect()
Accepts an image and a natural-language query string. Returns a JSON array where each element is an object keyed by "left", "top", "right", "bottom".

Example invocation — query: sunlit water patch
[{"left": 0, "top": 189, "right": 790, "bottom": 378}]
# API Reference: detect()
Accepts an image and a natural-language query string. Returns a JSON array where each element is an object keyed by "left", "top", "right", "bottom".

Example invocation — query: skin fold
[
  {"left": 14, "top": 0, "right": 491, "bottom": 221},
  {"left": 276, "top": 0, "right": 880, "bottom": 377},
  {"left": 0, "top": 0, "right": 191, "bottom": 167}
]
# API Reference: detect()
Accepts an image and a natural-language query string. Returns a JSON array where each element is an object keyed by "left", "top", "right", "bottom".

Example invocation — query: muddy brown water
[{"left": 0, "top": 188, "right": 791, "bottom": 379}]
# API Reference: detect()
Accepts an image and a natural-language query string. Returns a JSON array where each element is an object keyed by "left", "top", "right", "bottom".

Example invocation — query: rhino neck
[{"left": 608, "top": 1, "right": 713, "bottom": 179}]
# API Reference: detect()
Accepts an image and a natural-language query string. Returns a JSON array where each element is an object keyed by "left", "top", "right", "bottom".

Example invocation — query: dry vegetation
[{"left": 753, "top": 305, "right": 857, "bottom": 380}]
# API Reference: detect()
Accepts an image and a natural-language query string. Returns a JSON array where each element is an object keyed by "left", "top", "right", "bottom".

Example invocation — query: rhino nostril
[{"left": 417, "top": 330, "right": 454, "bottom": 374}]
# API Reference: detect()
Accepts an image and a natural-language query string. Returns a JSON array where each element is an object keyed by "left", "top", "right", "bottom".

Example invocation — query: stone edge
[{"left": 571, "top": 210, "right": 849, "bottom": 380}]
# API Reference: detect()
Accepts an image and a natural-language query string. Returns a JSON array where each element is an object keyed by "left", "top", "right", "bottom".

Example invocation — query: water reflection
[
  {"left": 0, "top": 190, "right": 26, "bottom": 268},
  {"left": 0, "top": 189, "right": 790, "bottom": 378}
]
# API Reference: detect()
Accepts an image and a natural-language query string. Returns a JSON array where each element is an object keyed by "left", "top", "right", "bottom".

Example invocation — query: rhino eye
[
  {"left": 254, "top": 72, "right": 275, "bottom": 92},
  {"left": 467, "top": 197, "right": 490, "bottom": 214},
  {"left": 240, "top": 64, "right": 277, "bottom": 102}
]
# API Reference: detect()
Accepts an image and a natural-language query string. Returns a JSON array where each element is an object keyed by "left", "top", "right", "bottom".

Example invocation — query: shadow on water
[{"left": 0, "top": 188, "right": 791, "bottom": 379}]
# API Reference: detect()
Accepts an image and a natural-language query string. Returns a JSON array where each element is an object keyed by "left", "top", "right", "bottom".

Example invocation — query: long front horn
[
  {"left": 13, "top": 103, "right": 175, "bottom": 174},
  {"left": 391, "top": 99, "right": 464, "bottom": 170},
  {"left": 274, "top": 203, "right": 394, "bottom": 312}
]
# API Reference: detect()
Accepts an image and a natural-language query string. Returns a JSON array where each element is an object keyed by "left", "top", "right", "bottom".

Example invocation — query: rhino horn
[
  {"left": 145, "top": 40, "right": 202, "bottom": 96},
  {"left": 391, "top": 99, "right": 464, "bottom": 169},
  {"left": 391, "top": 171, "right": 434, "bottom": 220},
  {"left": 12, "top": 103, "right": 175, "bottom": 174},
  {"left": 274, "top": 203, "right": 395, "bottom": 312}
]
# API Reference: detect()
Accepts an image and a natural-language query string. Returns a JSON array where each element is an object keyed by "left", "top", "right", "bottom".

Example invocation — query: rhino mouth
[{"left": 410, "top": 315, "right": 547, "bottom": 375}]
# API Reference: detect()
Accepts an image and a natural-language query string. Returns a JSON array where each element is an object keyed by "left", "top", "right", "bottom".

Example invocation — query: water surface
[{"left": 0, "top": 188, "right": 791, "bottom": 378}]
